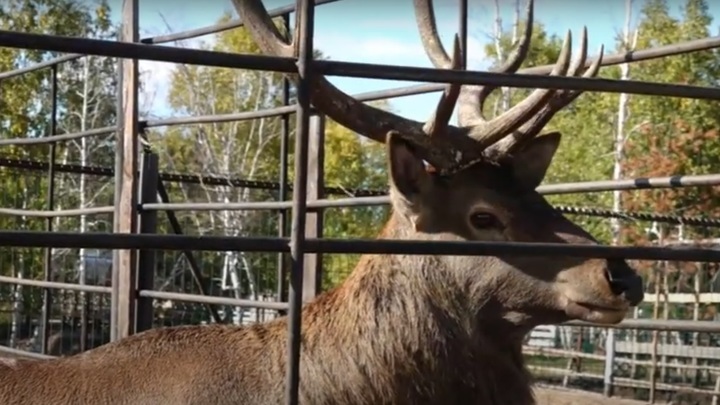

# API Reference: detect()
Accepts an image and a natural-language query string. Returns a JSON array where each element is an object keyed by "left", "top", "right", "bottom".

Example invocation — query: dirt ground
[{"left": 535, "top": 386, "right": 662, "bottom": 405}]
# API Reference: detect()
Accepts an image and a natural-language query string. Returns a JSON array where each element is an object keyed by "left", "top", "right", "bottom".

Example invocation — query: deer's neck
[{"left": 300, "top": 212, "right": 535, "bottom": 404}]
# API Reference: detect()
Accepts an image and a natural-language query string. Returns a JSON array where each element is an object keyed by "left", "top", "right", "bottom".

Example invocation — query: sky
[{"left": 103, "top": 0, "right": 720, "bottom": 123}]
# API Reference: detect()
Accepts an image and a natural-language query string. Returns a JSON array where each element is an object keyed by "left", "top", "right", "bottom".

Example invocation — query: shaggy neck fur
[{"left": 297, "top": 211, "right": 536, "bottom": 405}]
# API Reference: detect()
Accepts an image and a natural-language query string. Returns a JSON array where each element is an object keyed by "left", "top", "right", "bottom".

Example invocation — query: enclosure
[{"left": 0, "top": 0, "right": 720, "bottom": 404}]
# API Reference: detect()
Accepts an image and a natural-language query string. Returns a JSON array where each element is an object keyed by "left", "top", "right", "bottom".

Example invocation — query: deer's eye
[{"left": 469, "top": 212, "right": 501, "bottom": 229}]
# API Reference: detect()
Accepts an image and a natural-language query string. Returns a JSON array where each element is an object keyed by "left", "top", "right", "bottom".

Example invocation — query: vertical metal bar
[
  {"left": 603, "top": 328, "right": 616, "bottom": 396},
  {"left": 135, "top": 149, "right": 159, "bottom": 333},
  {"left": 156, "top": 181, "right": 223, "bottom": 323},
  {"left": 302, "top": 114, "right": 325, "bottom": 302},
  {"left": 40, "top": 63, "right": 59, "bottom": 355},
  {"left": 286, "top": 0, "right": 315, "bottom": 403},
  {"left": 112, "top": 0, "right": 140, "bottom": 340},
  {"left": 276, "top": 11, "right": 291, "bottom": 316},
  {"left": 458, "top": 0, "right": 468, "bottom": 70}
]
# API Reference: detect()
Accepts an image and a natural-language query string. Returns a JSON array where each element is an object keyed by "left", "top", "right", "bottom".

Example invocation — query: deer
[{"left": 0, "top": 0, "right": 644, "bottom": 404}]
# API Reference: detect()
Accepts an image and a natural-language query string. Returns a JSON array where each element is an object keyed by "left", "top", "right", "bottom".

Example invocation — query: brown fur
[{"left": 0, "top": 134, "right": 643, "bottom": 405}]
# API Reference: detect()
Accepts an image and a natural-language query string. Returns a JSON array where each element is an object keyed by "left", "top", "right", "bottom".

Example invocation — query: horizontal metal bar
[
  {"left": 0, "top": 231, "right": 717, "bottom": 262},
  {"left": 0, "top": 1, "right": 331, "bottom": 80},
  {"left": 142, "top": 0, "right": 339, "bottom": 45},
  {"left": 0, "top": 276, "right": 112, "bottom": 293},
  {"left": 0, "top": 30, "right": 297, "bottom": 73},
  {"left": 139, "top": 172, "right": 720, "bottom": 212},
  {"left": 0, "top": 345, "right": 55, "bottom": 360},
  {"left": 566, "top": 319, "right": 720, "bottom": 333},
  {"left": 0, "top": 206, "right": 114, "bottom": 217},
  {"left": 537, "top": 173, "right": 720, "bottom": 194},
  {"left": 3, "top": 31, "right": 720, "bottom": 101},
  {"left": 146, "top": 36, "right": 720, "bottom": 127},
  {"left": 0, "top": 231, "right": 290, "bottom": 252},
  {"left": 0, "top": 53, "right": 80, "bottom": 80},
  {"left": 520, "top": 35, "right": 720, "bottom": 75},
  {"left": 138, "top": 290, "right": 289, "bottom": 311},
  {"left": 140, "top": 198, "right": 390, "bottom": 212},
  {"left": 303, "top": 239, "right": 720, "bottom": 262},
  {"left": 317, "top": 60, "right": 720, "bottom": 101},
  {"left": 0, "top": 126, "right": 117, "bottom": 146}
]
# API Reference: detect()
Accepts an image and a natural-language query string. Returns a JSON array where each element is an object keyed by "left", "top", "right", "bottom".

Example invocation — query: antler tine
[
  {"left": 492, "top": 29, "right": 605, "bottom": 155},
  {"left": 457, "top": 0, "right": 534, "bottom": 126},
  {"left": 424, "top": 35, "right": 463, "bottom": 139},
  {"left": 232, "top": 0, "right": 484, "bottom": 171},
  {"left": 466, "top": 30, "right": 574, "bottom": 150},
  {"left": 414, "top": 0, "right": 453, "bottom": 69}
]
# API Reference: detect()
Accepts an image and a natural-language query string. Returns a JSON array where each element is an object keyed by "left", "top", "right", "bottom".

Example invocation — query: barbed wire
[
  {"left": 0, "top": 156, "right": 717, "bottom": 228},
  {"left": 555, "top": 205, "right": 720, "bottom": 228}
]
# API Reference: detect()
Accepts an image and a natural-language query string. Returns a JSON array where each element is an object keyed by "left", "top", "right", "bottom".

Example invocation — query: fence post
[
  {"left": 111, "top": 0, "right": 140, "bottom": 341},
  {"left": 135, "top": 150, "right": 158, "bottom": 333},
  {"left": 603, "top": 327, "right": 616, "bottom": 397},
  {"left": 276, "top": 11, "right": 292, "bottom": 315},
  {"left": 40, "top": 63, "right": 59, "bottom": 355},
  {"left": 302, "top": 114, "right": 325, "bottom": 303}
]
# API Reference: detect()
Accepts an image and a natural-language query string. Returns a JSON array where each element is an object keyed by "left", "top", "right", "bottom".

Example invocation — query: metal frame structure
[{"left": 0, "top": 0, "right": 719, "bottom": 404}]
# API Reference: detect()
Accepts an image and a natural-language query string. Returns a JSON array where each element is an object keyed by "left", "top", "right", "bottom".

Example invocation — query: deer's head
[{"left": 234, "top": 0, "right": 644, "bottom": 328}]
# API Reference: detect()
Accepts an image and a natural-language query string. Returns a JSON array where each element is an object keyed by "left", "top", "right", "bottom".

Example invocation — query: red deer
[{"left": 0, "top": 0, "right": 643, "bottom": 404}]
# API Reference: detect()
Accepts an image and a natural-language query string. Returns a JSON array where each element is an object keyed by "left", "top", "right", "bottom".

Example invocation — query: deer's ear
[
  {"left": 387, "top": 131, "right": 431, "bottom": 203},
  {"left": 511, "top": 132, "right": 561, "bottom": 190}
]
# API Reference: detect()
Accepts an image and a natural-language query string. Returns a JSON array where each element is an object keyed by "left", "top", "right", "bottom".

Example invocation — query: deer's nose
[{"left": 604, "top": 259, "right": 644, "bottom": 306}]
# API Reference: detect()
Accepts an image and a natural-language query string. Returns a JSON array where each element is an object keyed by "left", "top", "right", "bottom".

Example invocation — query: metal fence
[{"left": 1, "top": 0, "right": 720, "bottom": 404}]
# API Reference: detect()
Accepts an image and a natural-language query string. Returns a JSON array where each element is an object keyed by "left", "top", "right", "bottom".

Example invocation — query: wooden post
[
  {"left": 111, "top": 0, "right": 140, "bottom": 341},
  {"left": 302, "top": 114, "right": 325, "bottom": 303}
]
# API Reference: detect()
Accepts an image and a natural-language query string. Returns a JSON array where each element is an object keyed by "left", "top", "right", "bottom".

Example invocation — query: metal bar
[
  {"left": 458, "top": 0, "right": 468, "bottom": 70},
  {"left": 316, "top": 59, "right": 720, "bottom": 101},
  {"left": 137, "top": 290, "right": 289, "bottom": 311},
  {"left": 0, "top": 1, "right": 339, "bottom": 81},
  {"left": 0, "top": 206, "right": 115, "bottom": 217},
  {"left": 156, "top": 180, "right": 224, "bottom": 323},
  {"left": 302, "top": 114, "right": 325, "bottom": 302},
  {"left": 302, "top": 238, "right": 720, "bottom": 262},
  {"left": 114, "top": 0, "right": 140, "bottom": 341},
  {"left": 142, "top": 0, "right": 339, "bottom": 45},
  {"left": 3, "top": 31, "right": 720, "bottom": 101},
  {"left": 537, "top": 173, "right": 720, "bottom": 194},
  {"left": 565, "top": 319, "right": 720, "bottom": 333},
  {"left": 277, "top": 11, "right": 292, "bottom": 315},
  {"left": 40, "top": 64, "right": 58, "bottom": 356},
  {"left": 139, "top": 31, "right": 720, "bottom": 127},
  {"left": 0, "top": 30, "right": 297, "bottom": 74},
  {"left": 286, "top": 0, "right": 315, "bottom": 402},
  {"left": 0, "top": 231, "right": 718, "bottom": 263},
  {"left": 0, "top": 276, "right": 112, "bottom": 293},
  {"left": 139, "top": 169, "right": 720, "bottom": 209},
  {"left": 0, "top": 231, "right": 290, "bottom": 253},
  {"left": 0, "top": 345, "right": 55, "bottom": 360},
  {"left": 135, "top": 151, "right": 159, "bottom": 333},
  {"left": 1, "top": 154, "right": 718, "bottom": 198},
  {"left": 0, "top": 126, "right": 116, "bottom": 146}
]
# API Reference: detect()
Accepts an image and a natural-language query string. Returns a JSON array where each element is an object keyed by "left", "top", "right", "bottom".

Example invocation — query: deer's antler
[
  {"left": 415, "top": 0, "right": 604, "bottom": 154},
  {"left": 233, "top": 0, "right": 603, "bottom": 175}
]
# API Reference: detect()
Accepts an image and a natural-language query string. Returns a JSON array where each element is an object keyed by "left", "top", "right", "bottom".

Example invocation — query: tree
[
  {"left": 0, "top": 0, "right": 118, "bottom": 347},
  {"left": 148, "top": 12, "right": 389, "bottom": 319}
]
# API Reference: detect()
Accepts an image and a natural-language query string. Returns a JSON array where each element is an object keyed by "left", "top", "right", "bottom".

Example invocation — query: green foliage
[
  {"left": 149, "top": 12, "right": 389, "bottom": 293},
  {"left": 0, "top": 0, "right": 117, "bottom": 318}
]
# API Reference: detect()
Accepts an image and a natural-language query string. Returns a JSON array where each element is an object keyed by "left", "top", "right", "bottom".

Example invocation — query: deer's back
[{"left": 0, "top": 324, "right": 287, "bottom": 405}]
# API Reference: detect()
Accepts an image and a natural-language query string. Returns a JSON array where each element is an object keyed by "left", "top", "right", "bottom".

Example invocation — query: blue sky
[{"left": 104, "top": 0, "right": 720, "bottom": 123}]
